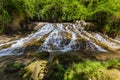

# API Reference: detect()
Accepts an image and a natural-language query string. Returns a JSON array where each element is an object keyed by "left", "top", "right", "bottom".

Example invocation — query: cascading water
[{"left": 0, "top": 22, "right": 120, "bottom": 57}]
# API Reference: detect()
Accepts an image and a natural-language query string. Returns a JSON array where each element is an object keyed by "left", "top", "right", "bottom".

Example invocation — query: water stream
[{"left": 0, "top": 22, "right": 120, "bottom": 57}]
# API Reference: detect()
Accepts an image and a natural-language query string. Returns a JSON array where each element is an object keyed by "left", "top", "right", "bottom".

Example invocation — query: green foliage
[
  {"left": 47, "top": 59, "right": 120, "bottom": 80},
  {"left": 39, "top": 0, "right": 64, "bottom": 22},
  {"left": 18, "top": 68, "right": 28, "bottom": 77},
  {"left": 64, "top": 60, "right": 105, "bottom": 80},
  {"left": 49, "top": 63, "right": 65, "bottom": 80},
  {"left": 108, "top": 12, "right": 120, "bottom": 37},
  {"left": 85, "top": 0, "right": 120, "bottom": 36},
  {"left": 103, "top": 59, "right": 120, "bottom": 67},
  {"left": 63, "top": 1, "right": 87, "bottom": 21},
  {"left": 22, "top": 0, "right": 39, "bottom": 18},
  {"left": 0, "top": 0, "right": 38, "bottom": 33},
  {"left": 37, "top": 0, "right": 88, "bottom": 22},
  {"left": 3, "top": 0, "right": 24, "bottom": 21},
  {"left": 0, "top": 0, "right": 120, "bottom": 37},
  {"left": 0, "top": 9, "right": 11, "bottom": 33},
  {"left": 4, "top": 62, "right": 25, "bottom": 73},
  {"left": 87, "top": 9, "right": 112, "bottom": 31},
  {"left": 0, "top": 2, "right": 11, "bottom": 33},
  {"left": 2, "top": 0, "right": 37, "bottom": 19}
]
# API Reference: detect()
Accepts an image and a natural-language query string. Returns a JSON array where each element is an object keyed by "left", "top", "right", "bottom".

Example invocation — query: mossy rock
[
  {"left": 24, "top": 44, "right": 40, "bottom": 54},
  {"left": 18, "top": 68, "right": 28, "bottom": 77},
  {"left": 23, "top": 60, "right": 48, "bottom": 80},
  {"left": 0, "top": 44, "right": 11, "bottom": 49},
  {"left": 4, "top": 62, "right": 25, "bottom": 73},
  {"left": 46, "top": 64, "right": 65, "bottom": 80},
  {"left": 36, "top": 51, "right": 50, "bottom": 59}
]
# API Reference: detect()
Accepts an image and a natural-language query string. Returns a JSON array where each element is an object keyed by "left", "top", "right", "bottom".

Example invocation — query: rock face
[
  {"left": 104, "top": 69, "right": 120, "bottom": 80},
  {"left": 23, "top": 60, "right": 48, "bottom": 80},
  {"left": 0, "top": 22, "right": 120, "bottom": 57},
  {"left": 0, "top": 55, "right": 34, "bottom": 80}
]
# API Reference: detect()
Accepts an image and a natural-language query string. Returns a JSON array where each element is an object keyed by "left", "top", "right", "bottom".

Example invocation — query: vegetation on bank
[
  {"left": 44, "top": 52, "right": 120, "bottom": 80},
  {"left": 47, "top": 59, "right": 120, "bottom": 80},
  {"left": 0, "top": 0, "right": 120, "bottom": 37},
  {"left": 5, "top": 52, "right": 120, "bottom": 80}
]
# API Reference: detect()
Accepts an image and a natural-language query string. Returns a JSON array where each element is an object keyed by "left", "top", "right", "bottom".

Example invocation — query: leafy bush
[
  {"left": 85, "top": 0, "right": 120, "bottom": 37},
  {"left": 48, "top": 63, "right": 65, "bottom": 80},
  {"left": 0, "top": 3, "right": 11, "bottom": 33},
  {"left": 38, "top": 0, "right": 64, "bottom": 22},
  {"left": 87, "top": 9, "right": 112, "bottom": 32},
  {"left": 108, "top": 13, "right": 120, "bottom": 38},
  {"left": 47, "top": 58, "right": 120, "bottom": 80},
  {"left": 64, "top": 60, "right": 105, "bottom": 80},
  {"left": 63, "top": 1, "right": 87, "bottom": 21},
  {"left": 0, "top": 0, "right": 120, "bottom": 37},
  {"left": 0, "top": 0, "right": 38, "bottom": 33},
  {"left": 103, "top": 59, "right": 120, "bottom": 68}
]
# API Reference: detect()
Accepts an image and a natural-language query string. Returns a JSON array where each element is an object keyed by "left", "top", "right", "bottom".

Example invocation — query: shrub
[
  {"left": 47, "top": 63, "right": 65, "bottom": 80},
  {"left": 86, "top": 9, "right": 112, "bottom": 32},
  {"left": 108, "top": 12, "right": 120, "bottom": 38},
  {"left": 64, "top": 60, "right": 105, "bottom": 80},
  {"left": 0, "top": 0, "right": 120, "bottom": 37},
  {"left": 62, "top": 1, "right": 87, "bottom": 21},
  {"left": 0, "top": 4, "right": 11, "bottom": 33},
  {"left": 0, "top": 0, "right": 38, "bottom": 33}
]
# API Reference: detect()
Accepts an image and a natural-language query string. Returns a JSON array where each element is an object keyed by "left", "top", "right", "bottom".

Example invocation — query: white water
[
  {"left": 0, "top": 22, "right": 120, "bottom": 57},
  {"left": 0, "top": 24, "right": 54, "bottom": 57}
]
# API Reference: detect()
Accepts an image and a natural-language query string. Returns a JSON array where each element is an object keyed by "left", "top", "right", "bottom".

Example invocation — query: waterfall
[{"left": 0, "top": 22, "right": 120, "bottom": 57}]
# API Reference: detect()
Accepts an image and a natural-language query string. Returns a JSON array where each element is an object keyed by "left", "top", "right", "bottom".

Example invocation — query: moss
[
  {"left": 18, "top": 68, "right": 28, "bottom": 77},
  {"left": 66, "top": 33, "right": 72, "bottom": 40},
  {"left": 36, "top": 51, "right": 50, "bottom": 60},
  {"left": 0, "top": 44, "right": 11, "bottom": 49}
]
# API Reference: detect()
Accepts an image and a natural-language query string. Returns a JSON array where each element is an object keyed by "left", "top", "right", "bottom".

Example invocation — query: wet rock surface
[
  {"left": 23, "top": 60, "right": 48, "bottom": 80},
  {"left": 0, "top": 23, "right": 120, "bottom": 57},
  {"left": 0, "top": 51, "right": 119, "bottom": 80},
  {"left": 0, "top": 55, "right": 35, "bottom": 80},
  {"left": 0, "top": 22, "right": 120, "bottom": 80},
  {"left": 0, "top": 35, "right": 20, "bottom": 44}
]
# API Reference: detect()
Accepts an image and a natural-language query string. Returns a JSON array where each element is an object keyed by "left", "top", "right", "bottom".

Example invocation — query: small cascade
[
  {"left": 93, "top": 33, "right": 120, "bottom": 49},
  {"left": 39, "top": 24, "right": 65, "bottom": 51},
  {"left": 0, "top": 22, "right": 120, "bottom": 57},
  {"left": 62, "top": 24, "right": 77, "bottom": 51},
  {"left": 0, "top": 24, "right": 54, "bottom": 57}
]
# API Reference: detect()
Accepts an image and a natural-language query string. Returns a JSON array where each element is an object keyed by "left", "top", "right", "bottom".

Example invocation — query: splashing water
[{"left": 0, "top": 22, "right": 120, "bottom": 57}]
